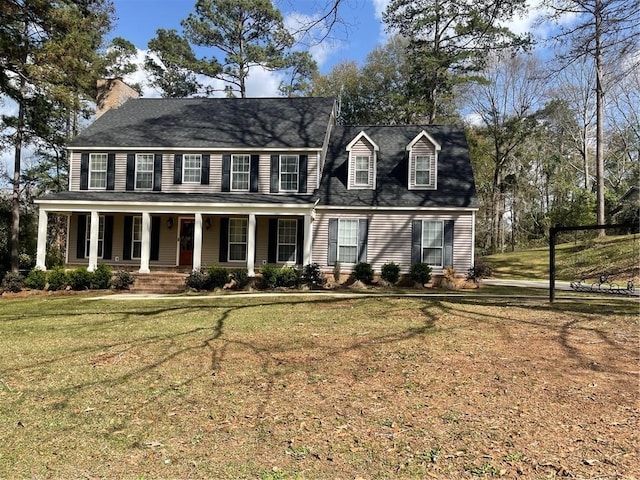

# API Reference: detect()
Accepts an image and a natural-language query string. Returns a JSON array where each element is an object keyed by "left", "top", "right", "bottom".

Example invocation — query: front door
[{"left": 179, "top": 218, "right": 195, "bottom": 267}]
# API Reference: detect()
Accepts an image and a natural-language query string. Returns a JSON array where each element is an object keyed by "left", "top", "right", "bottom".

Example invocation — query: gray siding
[
  {"left": 312, "top": 209, "right": 474, "bottom": 274},
  {"left": 70, "top": 151, "right": 319, "bottom": 195}
]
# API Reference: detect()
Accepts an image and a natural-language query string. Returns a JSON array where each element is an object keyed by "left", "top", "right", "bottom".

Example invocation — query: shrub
[
  {"left": 47, "top": 267, "right": 69, "bottom": 291},
  {"left": 69, "top": 267, "right": 92, "bottom": 290},
  {"left": 45, "top": 246, "right": 65, "bottom": 269},
  {"left": 24, "top": 268, "right": 47, "bottom": 290},
  {"left": 90, "top": 264, "right": 113, "bottom": 290},
  {"left": 333, "top": 261, "right": 341, "bottom": 283},
  {"left": 2, "top": 271, "right": 24, "bottom": 293},
  {"left": 207, "top": 265, "right": 229, "bottom": 289},
  {"left": 302, "top": 263, "right": 325, "bottom": 287},
  {"left": 18, "top": 253, "right": 33, "bottom": 270},
  {"left": 354, "top": 262, "right": 374, "bottom": 285},
  {"left": 277, "top": 267, "right": 301, "bottom": 288},
  {"left": 381, "top": 261, "right": 400, "bottom": 284},
  {"left": 467, "top": 261, "right": 493, "bottom": 283},
  {"left": 230, "top": 268, "right": 250, "bottom": 289},
  {"left": 410, "top": 263, "right": 432, "bottom": 285},
  {"left": 185, "top": 269, "right": 209, "bottom": 290},
  {"left": 112, "top": 270, "right": 135, "bottom": 290},
  {"left": 260, "top": 264, "right": 279, "bottom": 289}
]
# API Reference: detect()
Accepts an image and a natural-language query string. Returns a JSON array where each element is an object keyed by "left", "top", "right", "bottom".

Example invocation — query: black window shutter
[
  {"left": 327, "top": 218, "right": 338, "bottom": 266},
  {"left": 76, "top": 214, "right": 87, "bottom": 258},
  {"left": 153, "top": 154, "right": 163, "bottom": 191},
  {"left": 80, "top": 153, "right": 89, "bottom": 190},
  {"left": 270, "top": 155, "right": 279, "bottom": 193},
  {"left": 151, "top": 216, "right": 161, "bottom": 261},
  {"left": 219, "top": 218, "right": 229, "bottom": 263},
  {"left": 106, "top": 153, "right": 116, "bottom": 190},
  {"left": 358, "top": 219, "right": 368, "bottom": 263},
  {"left": 173, "top": 154, "right": 182, "bottom": 184},
  {"left": 443, "top": 220, "right": 454, "bottom": 267},
  {"left": 126, "top": 153, "right": 135, "bottom": 190},
  {"left": 250, "top": 154, "right": 259, "bottom": 192},
  {"left": 222, "top": 154, "right": 231, "bottom": 192},
  {"left": 298, "top": 155, "right": 308, "bottom": 193},
  {"left": 201, "top": 154, "right": 210, "bottom": 185},
  {"left": 411, "top": 220, "right": 422, "bottom": 264},
  {"left": 103, "top": 215, "right": 114, "bottom": 259},
  {"left": 268, "top": 218, "right": 278, "bottom": 263},
  {"left": 123, "top": 216, "right": 133, "bottom": 261},
  {"left": 296, "top": 218, "right": 304, "bottom": 265}
]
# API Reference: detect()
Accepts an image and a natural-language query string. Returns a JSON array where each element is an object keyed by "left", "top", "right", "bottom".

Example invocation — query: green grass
[
  {"left": 480, "top": 234, "right": 640, "bottom": 282},
  {"left": 0, "top": 294, "right": 637, "bottom": 479}
]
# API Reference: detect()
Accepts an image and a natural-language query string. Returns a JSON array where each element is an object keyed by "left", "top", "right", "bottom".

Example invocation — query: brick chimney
[{"left": 95, "top": 78, "right": 140, "bottom": 118}]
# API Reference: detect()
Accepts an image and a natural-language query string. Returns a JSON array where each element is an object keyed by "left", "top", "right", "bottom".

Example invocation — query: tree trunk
[
  {"left": 595, "top": 0, "right": 606, "bottom": 235},
  {"left": 11, "top": 99, "right": 25, "bottom": 273}
]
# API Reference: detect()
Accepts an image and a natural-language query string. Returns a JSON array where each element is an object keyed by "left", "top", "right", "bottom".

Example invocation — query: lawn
[{"left": 0, "top": 293, "right": 638, "bottom": 479}]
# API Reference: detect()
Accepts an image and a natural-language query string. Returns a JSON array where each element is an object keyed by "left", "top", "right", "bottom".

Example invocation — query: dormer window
[
  {"left": 407, "top": 130, "right": 441, "bottom": 190},
  {"left": 346, "top": 131, "right": 379, "bottom": 190}
]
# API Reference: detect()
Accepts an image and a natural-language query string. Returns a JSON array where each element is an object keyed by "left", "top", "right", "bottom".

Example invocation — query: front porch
[{"left": 34, "top": 198, "right": 316, "bottom": 276}]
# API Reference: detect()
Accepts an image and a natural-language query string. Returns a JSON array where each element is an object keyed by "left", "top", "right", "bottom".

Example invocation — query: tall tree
[
  {"left": 278, "top": 51, "right": 318, "bottom": 97},
  {"left": 383, "top": 0, "right": 531, "bottom": 123},
  {"left": 181, "top": 0, "right": 296, "bottom": 98},
  {"left": 0, "top": 0, "right": 114, "bottom": 272},
  {"left": 542, "top": 0, "right": 640, "bottom": 231},
  {"left": 145, "top": 28, "right": 220, "bottom": 97}
]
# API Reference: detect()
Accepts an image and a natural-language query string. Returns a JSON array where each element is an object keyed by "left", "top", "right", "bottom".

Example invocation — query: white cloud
[
  {"left": 372, "top": 0, "right": 390, "bottom": 19},
  {"left": 283, "top": 11, "right": 344, "bottom": 68}
]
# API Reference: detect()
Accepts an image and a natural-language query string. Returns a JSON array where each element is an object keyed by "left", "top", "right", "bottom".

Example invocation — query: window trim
[
  {"left": 230, "top": 154, "right": 251, "bottom": 192},
  {"left": 228, "top": 218, "right": 247, "bottom": 262},
  {"left": 421, "top": 220, "right": 444, "bottom": 267},
  {"left": 135, "top": 153, "right": 154, "bottom": 190},
  {"left": 353, "top": 155, "right": 371, "bottom": 186},
  {"left": 277, "top": 219, "right": 297, "bottom": 263},
  {"left": 85, "top": 215, "right": 105, "bottom": 259},
  {"left": 337, "top": 218, "right": 359, "bottom": 264},
  {"left": 182, "top": 153, "right": 202, "bottom": 184},
  {"left": 88, "top": 153, "right": 108, "bottom": 190},
  {"left": 414, "top": 155, "right": 432, "bottom": 187},
  {"left": 279, "top": 154, "right": 299, "bottom": 192},
  {"left": 131, "top": 216, "right": 142, "bottom": 259}
]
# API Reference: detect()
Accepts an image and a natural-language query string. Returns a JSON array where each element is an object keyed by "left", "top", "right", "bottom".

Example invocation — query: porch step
[{"left": 130, "top": 272, "right": 189, "bottom": 294}]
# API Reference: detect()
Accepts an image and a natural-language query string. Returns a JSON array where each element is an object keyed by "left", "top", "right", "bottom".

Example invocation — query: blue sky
[{"left": 109, "top": 0, "right": 392, "bottom": 96}]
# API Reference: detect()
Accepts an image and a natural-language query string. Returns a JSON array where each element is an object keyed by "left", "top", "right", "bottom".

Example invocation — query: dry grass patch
[{"left": 0, "top": 294, "right": 638, "bottom": 479}]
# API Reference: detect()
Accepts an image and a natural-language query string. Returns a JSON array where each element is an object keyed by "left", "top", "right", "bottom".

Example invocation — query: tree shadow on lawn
[{"left": 420, "top": 296, "right": 638, "bottom": 379}]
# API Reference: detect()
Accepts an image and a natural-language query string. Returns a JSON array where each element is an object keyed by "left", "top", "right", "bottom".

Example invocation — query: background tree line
[{"left": 1, "top": 0, "right": 638, "bottom": 274}]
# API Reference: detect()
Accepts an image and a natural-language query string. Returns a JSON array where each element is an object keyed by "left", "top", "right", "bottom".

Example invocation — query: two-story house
[{"left": 34, "top": 96, "right": 478, "bottom": 279}]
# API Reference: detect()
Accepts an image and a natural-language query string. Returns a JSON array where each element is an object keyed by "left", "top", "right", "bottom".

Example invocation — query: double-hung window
[
  {"left": 280, "top": 155, "right": 299, "bottom": 192},
  {"left": 89, "top": 153, "right": 108, "bottom": 189},
  {"left": 422, "top": 220, "right": 443, "bottom": 266},
  {"left": 85, "top": 215, "right": 105, "bottom": 258},
  {"left": 132, "top": 216, "right": 142, "bottom": 259},
  {"left": 183, "top": 154, "right": 202, "bottom": 183},
  {"left": 415, "top": 155, "right": 431, "bottom": 186},
  {"left": 277, "top": 219, "right": 297, "bottom": 263},
  {"left": 338, "top": 219, "right": 359, "bottom": 263},
  {"left": 231, "top": 154, "right": 250, "bottom": 191},
  {"left": 228, "top": 218, "right": 247, "bottom": 261},
  {"left": 135, "top": 154, "right": 154, "bottom": 190},
  {"left": 354, "top": 156, "right": 370, "bottom": 186}
]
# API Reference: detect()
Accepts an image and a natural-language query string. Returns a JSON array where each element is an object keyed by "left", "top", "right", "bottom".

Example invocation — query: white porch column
[
  {"left": 247, "top": 214, "right": 256, "bottom": 277},
  {"left": 35, "top": 208, "right": 48, "bottom": 270},
  {"left": 139, "top": 211, "right": 151, "bottom": 274},
  {"left": 193, "top": 213, "right": 203, "bottom": 271},
  {"left": 88, "top": 210, "right": 99, "bottom": 272},
  {"left": 303, "top": 213, "right": 313, "bottom": 266}
]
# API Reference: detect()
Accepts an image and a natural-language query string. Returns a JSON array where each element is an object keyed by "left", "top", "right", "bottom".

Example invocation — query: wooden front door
[{"left": 179, "top": 219, "right": 195, "bottom": 267}]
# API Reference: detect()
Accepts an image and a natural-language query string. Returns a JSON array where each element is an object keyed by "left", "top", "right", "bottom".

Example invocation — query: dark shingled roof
[
  {"left": 316, "top": 125, "right": 478, "bottom": 209},
  {"left": 69, "top": 97, "right": 336, "bottom": 149}
]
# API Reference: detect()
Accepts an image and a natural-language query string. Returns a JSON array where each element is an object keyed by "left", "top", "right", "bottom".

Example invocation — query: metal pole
[{"left": 549, "top": 226, "right": 557, "bottom": 303}]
